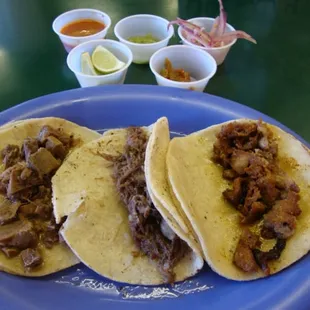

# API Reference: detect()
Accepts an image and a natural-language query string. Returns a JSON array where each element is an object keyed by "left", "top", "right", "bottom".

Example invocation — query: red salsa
[{"left": 61, "top": 19, "right": 105, "bottom": 37}]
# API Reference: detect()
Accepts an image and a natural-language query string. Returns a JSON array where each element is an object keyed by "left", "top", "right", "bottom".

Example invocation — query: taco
[
  {"left": 167, "top": 119, "right": 310, "bottom": 280},
  {"left": 0, "top": 117, "right": 101, "bottom": 276},
  {"left": 52, "top": 117, "right": 204, "bottom": 285}
]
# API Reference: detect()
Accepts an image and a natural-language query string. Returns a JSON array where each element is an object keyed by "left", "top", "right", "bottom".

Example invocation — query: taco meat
[
  {"left": 0, "top": 200, "right": 21, "bottom": 225},
  {"left": 22, "top": 138, "right": 39, "bottom": 161},
  {"left": 1, "top": 246, "right": 20, "bottom": 258},
  {"left": 21, "top": 248, "right": 42, "bottom": 269},
  {"left": 252, "top": 238, "right": 286, "bottom": 274},
  {"left": 1, "top": 145, "right": 20, "bottom": 169},
  {"left": 233, "top": 228, "right": 260, "bottom": 272},
  {"left": 0, "top": 220, "right": 37, "bottom": 249},
  {"left": 27, "top": 148, "right": 61, "bottom": 175},
  {"left": 263, "top": 191, "right": 301, "bottom": 239},
  {"left": 0, "top": 125, "right": 73, "bottom": 271},
  {"left": 213, "top": 120, "right": 301, "bottom": 275},
  {"left": 105, "top": 127, "right": 189, "bottom": 283}
]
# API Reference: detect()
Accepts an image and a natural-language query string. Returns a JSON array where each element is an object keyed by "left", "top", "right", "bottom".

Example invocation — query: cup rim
[
  {"left": 52, "top": 8, "right": 111, "bottom": 40},
  {"left": 114, "top": 14, "right": 174, "bottom": 47},
  {"left": 66, "top": 39, "right": 133, "bottom": 79},
  {"left": 149, "top": 45, "right": 217, "bottom": 86},
  {"left": 178, "top": 17, "right": 237, "bottom": 51}
]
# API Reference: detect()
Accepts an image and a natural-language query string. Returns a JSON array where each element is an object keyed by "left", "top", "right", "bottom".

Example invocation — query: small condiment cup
[
  {"left": 178, "top": 17, "right": 236, "bottom": 65},
  {"left": 149, "top": 45, "right": 217, "bottom": 92},
  {"left": 67, "top": 39, "right": 133, "bottom": 88},
  {"left": 114, "top": 14, "right": 174, "bottom": 64},
  {"left": 52, "top": 8, "right": 111, "bottom": 53}
]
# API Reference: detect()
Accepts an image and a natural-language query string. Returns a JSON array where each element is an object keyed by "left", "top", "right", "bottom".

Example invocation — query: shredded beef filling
[
  {"left": 105, "top": 127, "right": 189, "bottom": 283},
  {"left": 0, "top": 125, "right": 73, "bottom": 270},
  {"left": 213, "top": 120, "right": 301, "bottom": 275}
]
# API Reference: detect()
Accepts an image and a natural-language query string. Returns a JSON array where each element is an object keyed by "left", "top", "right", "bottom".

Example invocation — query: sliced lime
[
  {"left": 91, "top": 45, "right": 125, "bottom": 74},
  {"left": 81, "top": 52, "right": 97, "bottom": 76}
]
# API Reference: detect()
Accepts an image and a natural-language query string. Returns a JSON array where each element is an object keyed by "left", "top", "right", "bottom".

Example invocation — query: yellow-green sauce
[{"left": 127, "top": 33, "right": 159, "bottom": 44}]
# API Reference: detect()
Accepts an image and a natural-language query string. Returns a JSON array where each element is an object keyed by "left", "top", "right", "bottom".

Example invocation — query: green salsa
[{"left": 127, "top": 33, "right": 159, "bottom": 44}]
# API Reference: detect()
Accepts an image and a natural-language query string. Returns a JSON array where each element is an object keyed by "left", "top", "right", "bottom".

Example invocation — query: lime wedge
[
  {"left": 91, "top": 45, "right": 125, "bottom": 74},
  {"left": 81, "top": 52, "right": 97, "bottom": 76}
]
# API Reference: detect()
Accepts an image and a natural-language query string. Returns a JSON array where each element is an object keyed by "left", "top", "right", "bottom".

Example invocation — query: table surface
[{"left": 0, "top": 0, "right": 309, "bottom": 139}]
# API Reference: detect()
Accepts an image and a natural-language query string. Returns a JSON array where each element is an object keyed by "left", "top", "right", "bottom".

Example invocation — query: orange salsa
[
  {"left": 61, "top": 19, "right": 105, "bottom": 37},
  {"left": 160, "top": 58, "right": 191, "bottom": 82}
]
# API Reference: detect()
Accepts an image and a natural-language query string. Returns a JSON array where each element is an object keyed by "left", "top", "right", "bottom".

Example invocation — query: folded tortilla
[
  {"left": 52, "top": 117, "right": 204, "bottom": 285},
  {"left": 144, "top": 118, "right": 203, "bottom": 257},
  {"left": 0, "top": 117, "right": 101, "bottom": 276},
  {"left": 167, "top": 119, "right": 310, "bottom": 281}
]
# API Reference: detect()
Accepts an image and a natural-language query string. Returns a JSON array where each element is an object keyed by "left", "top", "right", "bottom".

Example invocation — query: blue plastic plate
[{"left": 0, "top": 85, "right": 309, "bottom": 310}]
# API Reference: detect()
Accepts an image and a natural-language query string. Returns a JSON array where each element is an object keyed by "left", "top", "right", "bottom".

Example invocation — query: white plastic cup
[
  {"left": 149, "top": 45, "right": 217, "bottom": 92},
  {"left": 52, "top": 8, "right": 111, "bottom": 53},
  {"left": 178, "top": 17, "right": 236, "bottom": 66},
  {"left": 114, "top": 14, "right": 174, "bottom": 64},
  {"left": 67, "top": 39, "right": 133, "bottom": 88}
]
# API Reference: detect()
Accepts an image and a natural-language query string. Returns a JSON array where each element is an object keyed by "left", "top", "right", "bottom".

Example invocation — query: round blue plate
[{"left": 0, "top": 85, "right": 309, "bottom": 310}]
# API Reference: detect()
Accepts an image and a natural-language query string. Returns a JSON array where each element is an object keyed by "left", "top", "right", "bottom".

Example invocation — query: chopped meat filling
[
  {"left": 1, "top": 246, "right": 20, "bottom": 258},
  {"left": 0, "top": 220, "right": 37, "bottom": 249},
  {"left": 103, "top": 127, "right": 189, "bottom": 283},
  {"left": 222, "top": 169, "right": 238, "bottom": 180},
  {"left": 42, "top": 218, "right": 64, "bottom": 248},
  {"left": 38, "top": 125, "right": 72, "bottom": 146},
  {"left": 256, "top": 176, "right": 280, "bottom": 206},
  {"left": 1, "top": 145, "right": 20, "bottom": 169},
  {"left": 21, "top": 248, "right": 42, "bottom": 269},
  {"left": 230, "top": 150, "right": 251, "bottom": 175},
  {"left": 253, "top": 239, "right": 286, "bottom": 275},
  {"left": 0, "top": 125, "right": 73, "bottom": 270},
  {"left": 223, "top": 177, "right": 247, "bottom": 207},
  {"left": 19, "top": 204, "right": 36, "bottom": 217},
  {"left": 0, "top": 199, "right": 21, "bottom": 225},
  {"left": 241, "top": 201, "right": 267, "bottom": 224},
  {"left": 27, "top": 148, "right": 61, "bottom": 175},
  {"left": 242, "top": 181, "right": 261, "bottom": 213},
  {"left": 22, "top": 138, "right": 39, "bottom": 161},
  {"left": 45, "top": 136, "right": 67, "bottom": 160},
  {"left": 233, "top": 229, "right": 260, "bottom": 272},
  {"left": 213, "top": 120, "right": 301, "bottom": 274},
  {"left": 1, "top": 162, "right": 43, "bottom": 200},
  {"left": 263, "top": 191, "right": 300, "bottom": 239}
]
